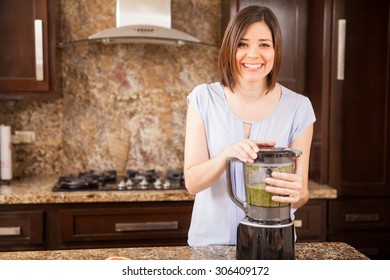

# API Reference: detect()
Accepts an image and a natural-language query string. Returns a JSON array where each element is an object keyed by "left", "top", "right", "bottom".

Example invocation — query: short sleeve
[
  {"left": 289, "top": 96, "right": 316, "bottom": 143},
  {"left": 187, "top": 84, "right": 210, "bottom": 122}
]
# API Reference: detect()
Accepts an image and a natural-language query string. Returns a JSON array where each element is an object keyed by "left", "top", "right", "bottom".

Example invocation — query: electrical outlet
[{"left": 14, "top": 131, "right": 35, "bottom": 144}]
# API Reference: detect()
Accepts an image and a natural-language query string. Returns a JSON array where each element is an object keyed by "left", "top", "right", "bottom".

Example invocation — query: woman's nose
[{"left": 247, "top": 49, "right": 259, "bottom": 59}]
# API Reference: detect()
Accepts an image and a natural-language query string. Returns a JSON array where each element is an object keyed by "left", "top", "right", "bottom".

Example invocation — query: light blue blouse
[{"left": 186, "top": 82, "right": 316, "bottom": 246}]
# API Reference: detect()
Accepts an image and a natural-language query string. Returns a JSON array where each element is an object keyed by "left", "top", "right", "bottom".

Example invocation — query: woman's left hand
[{"left": 264, "top": 167, "right": 309, "bottom": 208}]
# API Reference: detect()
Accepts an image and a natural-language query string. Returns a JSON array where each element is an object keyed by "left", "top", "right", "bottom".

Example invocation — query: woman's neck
[
  {"left": 232, "top": 80, "right": 270, "bottom": 100},
  {"left": 232, "top": 86, "right": 269, "bottom": 101}
]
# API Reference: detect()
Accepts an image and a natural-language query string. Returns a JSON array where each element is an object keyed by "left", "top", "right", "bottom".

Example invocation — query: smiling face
[
  {"left": 235, "top": 21, "right": 275, "bottom": 86},
  {"left": 218, "top": 6, "right": 282, "bottom": 91}
]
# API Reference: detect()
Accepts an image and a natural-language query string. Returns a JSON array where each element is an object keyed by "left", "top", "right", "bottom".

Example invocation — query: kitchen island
[{"left": 0, "top": 242, "right": 368, "bottom": 260}]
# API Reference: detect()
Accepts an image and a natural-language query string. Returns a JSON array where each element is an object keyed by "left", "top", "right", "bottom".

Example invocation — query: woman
[{"left": 184, "top": 6, "right": 315, "bottom": 246}]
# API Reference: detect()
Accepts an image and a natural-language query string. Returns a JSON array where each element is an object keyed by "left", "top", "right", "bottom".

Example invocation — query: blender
[{"left": 226, "top": 147, "right": 302, "bottom": 260}]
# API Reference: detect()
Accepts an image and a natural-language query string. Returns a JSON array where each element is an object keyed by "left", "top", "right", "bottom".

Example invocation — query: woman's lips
[{"left": 243, "top": 63, "right": 263, "bottom": 70}]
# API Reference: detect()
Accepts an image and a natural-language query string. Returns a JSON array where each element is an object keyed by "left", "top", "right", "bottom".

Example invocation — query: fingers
[
  {"left": 267, "top": 171, "right": 300, "bottom": 183},
  {"left": 255, "top": 140, "right": 276, "bottom": 147},
  {"left": 264, "top": 185, "right": 300, "bottom": 204},
  {"left": 272, "top": 189, "right": 300, "bottom": 204},
  {"left": 232, "top": 140, "right": 277, "bottom": 162},
  {"left": 264, "top": 172, "right": 305, "bottom": 204},
  {"left": 229, "top": 139, "right": 260, "bottom": 163}
]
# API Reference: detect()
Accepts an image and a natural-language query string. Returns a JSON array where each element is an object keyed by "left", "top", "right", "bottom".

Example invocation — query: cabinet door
[
  {"left": 226, "top": 0, "right": 308, "bottom": 93},
  {"left": 52, "top": 202, "right": 193, "bottom": 249},
  {"left": 0, "top": 210, "right": 44, "bottom": 251},
  {"left": 329, "top": 200, "right": 390, "bottom": 231},
  {"left": 0, "top": 0, "right": 57, "bottom": 99},
  {"left": 294, "top": 200, "right": 327, "bottom": 242},
  {"left": 328, "top": 232, "right": 390, "bottom": 260},
  {"left": 328, "top": 0, "right": 390, "bottom": 196},
  {"left": 328, "top": 199, "right": 390, "bottom": 260}
]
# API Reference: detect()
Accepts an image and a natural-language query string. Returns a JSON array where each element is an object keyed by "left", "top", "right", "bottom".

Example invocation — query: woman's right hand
[{"left": 223, "top": 140, "right": 276, "bottom": 163}]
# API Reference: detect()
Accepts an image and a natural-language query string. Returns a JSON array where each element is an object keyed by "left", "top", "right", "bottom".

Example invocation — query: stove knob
[
  {"left": 125, "top": 178, "right": 134, "bottom": 186},
  {"left": 126, "top": 178, "right": 134, "bottom": 190},
  {"left": 163, "top": 180, "right": 171, "bottom": 190},
  {"left": 140, "top": 178, "right": 148, "bottom": 189},
  {"left": 117, "top": 180, "right": 126, "bottom": 190},
  {"left": 154, "top": 179, "right": 162, "bottom": 189},
  {"left": 125, "top": 178, "right": 134, "bottom": 190}
]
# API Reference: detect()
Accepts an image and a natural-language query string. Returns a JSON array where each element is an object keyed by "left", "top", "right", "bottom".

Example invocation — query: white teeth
[{"left": 243, "top": 63, "right": 262, "bottom": 69}]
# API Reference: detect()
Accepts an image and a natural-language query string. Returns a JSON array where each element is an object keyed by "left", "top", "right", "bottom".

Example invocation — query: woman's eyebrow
[{"left": 239, "top": 38, "right": 272, "bottom": 42}]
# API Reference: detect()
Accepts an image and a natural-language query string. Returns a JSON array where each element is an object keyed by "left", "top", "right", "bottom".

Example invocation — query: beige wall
[{"left": 0, "top": 0, "right": 221, "bottom": 177}]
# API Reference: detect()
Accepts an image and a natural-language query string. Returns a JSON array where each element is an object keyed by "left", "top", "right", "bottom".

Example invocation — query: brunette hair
[{"left": 218, "top": 6, "right": 282, "bottom": 91}]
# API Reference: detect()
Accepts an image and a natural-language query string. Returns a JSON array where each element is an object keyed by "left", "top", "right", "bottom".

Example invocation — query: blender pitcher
[{"left": 226, "top": 147, "right": 302, "bottom": 223}]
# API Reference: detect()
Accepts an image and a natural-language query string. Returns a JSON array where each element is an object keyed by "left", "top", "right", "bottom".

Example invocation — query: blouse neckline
[{"left": 219, "top": 82, "right": 284, "bottom": 125}]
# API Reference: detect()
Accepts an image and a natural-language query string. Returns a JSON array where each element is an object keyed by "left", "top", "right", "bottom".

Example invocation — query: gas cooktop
[{"left": 52, "top": 169, "right": 185, "bottom": 192}]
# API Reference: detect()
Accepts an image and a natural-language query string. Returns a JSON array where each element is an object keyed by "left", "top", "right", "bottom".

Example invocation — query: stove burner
[
  {"left": 52, "top": 169, "right": 185, "bottom": 192},
  {"left": 59, "top": 176, "right": 99, "bottom": 190},
  {"left": 80, "top": 170, "right": 117, "bottom": 183},
  {"left": 125, "top": 169, "right": 158, "bottom": 185},
  {"left": 58, "top": 170, "right": 117, "bottom": 190}
]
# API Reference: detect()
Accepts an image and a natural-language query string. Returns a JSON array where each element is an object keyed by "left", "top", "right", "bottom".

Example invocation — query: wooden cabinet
[
  {"left": 50, "top": 202, "right": 193, "bottom": 250},
  {"left": 329, "top": 200, "right": 390, "bottom": 231},
  {"left": 0, "top": 0, "right": 58, "bottom": 99},
  {"left": 0, "top": 205, "right": 45, "bottom": 251},
  {"left": 307, "top": 0, "right": 390, "bottom": 259},
  {"left": 328, "top": 199, "right": 390, "bottom": 259},
  {"left": 0, "top": 201, "right": 193, "bottom": 251},
  {"left": 294, "top": 200, "right": 327, "bottom": 242},
  {"left": 326, "top": 0, "right": 390, "bottom": 197},
  {"left": 222, "top": 0, "right": 308, "bottom": 93},
  {"left": 0, "top": 199, "right": 329, "bottom": 251},
  {"left": 306, "top": 0, "right": 390, "bottom": 195}
]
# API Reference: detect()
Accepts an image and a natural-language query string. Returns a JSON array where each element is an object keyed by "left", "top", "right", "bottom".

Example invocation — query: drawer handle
[
  {"left": 293, "top": 219, "right": 303, "bottom": 228},
  {"left": 0, "top": 227, "right": 21, "bottom": 236},
  {"left": 34, "top": 19, "right": 44, "bottom": 81},
  {"left": 345, "top": 214, "right": 380, "bottom": 222},
  {"left": 337, "top": 19, "right": 346, "bottom": 80},
  {"left": 115, "top": 221, "right": 179, "bottom": 232}
]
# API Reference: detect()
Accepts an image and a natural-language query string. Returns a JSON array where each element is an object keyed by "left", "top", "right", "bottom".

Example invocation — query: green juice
[
  {"left": 247, "top": 184, "right": 288, "bottom": 207},
  {"left": 244, "top": 164, "right": 293, "bottom": 207}
]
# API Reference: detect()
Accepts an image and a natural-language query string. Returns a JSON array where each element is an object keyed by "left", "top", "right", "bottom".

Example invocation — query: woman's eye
[
  {"left": 237, "top": 42, "right": 247, "bottom": 48},
  {"left": 259, "top": 43, "right": 271, "bottom": 48}
]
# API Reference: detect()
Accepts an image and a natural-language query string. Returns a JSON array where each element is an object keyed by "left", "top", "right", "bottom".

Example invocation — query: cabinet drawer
[
  {"left": 57, "top": 202, "right": 193, "bottom": 247},
  {"left": 328, "top": 231, "right": 390, "bottom": 260},
  {"left": 294, "top": 200, "right": 327, "bottom": 241},
  {"left": 0, "top": 211, "right": 44, "bottom": 247},
  {"left": 329, "top": 200, "right": 390, "bottom": 230}
]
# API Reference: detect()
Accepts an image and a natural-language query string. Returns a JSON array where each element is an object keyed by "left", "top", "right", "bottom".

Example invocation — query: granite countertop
[
  {"left": 0, "top": 175, "right": 194, "bottom": 204},
  {"left": 0, "top": 175, "right": 336, "bottom": 204},
  {"left": 0, "top": 242, "right": 367, "bottom": 260}
]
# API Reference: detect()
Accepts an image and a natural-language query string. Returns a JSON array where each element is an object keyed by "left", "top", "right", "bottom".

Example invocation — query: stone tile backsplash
[{"left": 0, "top": 0, "right": 220, "bottom": 177}]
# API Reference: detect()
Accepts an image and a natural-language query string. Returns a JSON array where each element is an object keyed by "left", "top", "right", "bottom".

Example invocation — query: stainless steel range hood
[{"left": 87, "top": 0, "right": 204, "bottom": 46}]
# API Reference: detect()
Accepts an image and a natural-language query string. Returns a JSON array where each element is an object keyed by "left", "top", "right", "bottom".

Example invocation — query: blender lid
[{"left": 256, "top": 147, "right": 302, "bottom": 160}]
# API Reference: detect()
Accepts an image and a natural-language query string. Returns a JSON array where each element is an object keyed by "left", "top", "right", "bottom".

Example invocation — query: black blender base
[{"left": 236, "top": 222, "right": 295, "bottom": 260}]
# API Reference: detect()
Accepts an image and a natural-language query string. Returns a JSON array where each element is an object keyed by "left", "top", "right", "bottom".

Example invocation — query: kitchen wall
[{"left": 0, "top": 0, "right": 221, "bottom": 178}]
